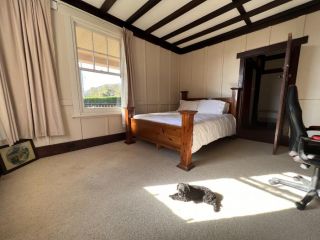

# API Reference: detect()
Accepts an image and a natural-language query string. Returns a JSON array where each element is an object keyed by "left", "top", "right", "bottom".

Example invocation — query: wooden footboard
[{"left": 125, "top": 108, "right": 197, "bottom": 171}]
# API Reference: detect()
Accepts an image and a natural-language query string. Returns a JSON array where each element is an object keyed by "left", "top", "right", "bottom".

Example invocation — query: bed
[{"left": 124, "top": 89, "right": 240, "bottom": 171}]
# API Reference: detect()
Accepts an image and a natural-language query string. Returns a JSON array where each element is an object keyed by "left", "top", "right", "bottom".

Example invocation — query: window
[{"left": 75, "top": 24, "right": 121, "bottom": 112}]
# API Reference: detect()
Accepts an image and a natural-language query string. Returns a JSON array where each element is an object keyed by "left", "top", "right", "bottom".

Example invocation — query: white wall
[
  {"left": 34, "top": 2, "right": 180, "bottom": 147},
  {"left": 132, "top": 38, "right": 180, "bottom": 114},
  {"left": 178, "top": 13, "right": 320, "bottom": 127}
]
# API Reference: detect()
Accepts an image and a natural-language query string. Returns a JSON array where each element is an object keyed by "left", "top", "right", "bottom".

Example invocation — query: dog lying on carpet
[{"left": 169, "top": 183, "right": 222, "bottom": 212}]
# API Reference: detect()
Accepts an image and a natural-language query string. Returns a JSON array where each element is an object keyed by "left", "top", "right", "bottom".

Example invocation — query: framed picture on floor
[{"left": 0, "top": 140, "right": 37, "bottom": 174}]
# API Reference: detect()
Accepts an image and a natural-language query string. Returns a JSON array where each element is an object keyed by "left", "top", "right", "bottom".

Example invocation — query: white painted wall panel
[
  {"left": 159, "top": 49, "right": 171, "bottom": 104},
  {"left": 246, "top": 28, "right": 271, "bottom": 50},
  {"left": 147, "top": 104, "right": 159, "bottom": 113},
  {"left": 296, "top": 11, "right": 320, "bottom": 100},
  {"left": 145, "top": 42, "right": 160, "bottom": 104},
  {"left": 109, "top": 115, "right": 124, "bottom": 134},
  {"left": 170, "top": 53, "right": 180, "bottom": 104},
  {"left": 179, "top": 53, "right": 192, "bottom": 93},
  {"left": 221, "top": 36, "right": 246, "bottom": 97},
  {"left": 269, "top": 16, "right": 305, "bottom": 44},
  {"left": 300, "top": 100, "right": 320, "bottom": 127},
  {"left": 81, "top": 117, "right": 108, "bottom": 139},
  {"left": 190, "top": 49, "right": 206, "bottom": 97},
  {"left": 205, "top": 43, "right": 224, "bottom": 97}
]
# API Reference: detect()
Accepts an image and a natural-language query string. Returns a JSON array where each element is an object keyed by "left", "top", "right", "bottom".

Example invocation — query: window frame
[{"left": 70, "top": 17, "right": 123, "bottom": 117}]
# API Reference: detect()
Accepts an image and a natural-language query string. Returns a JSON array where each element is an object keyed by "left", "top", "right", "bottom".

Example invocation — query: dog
[{"left": 169, "top": 183, "right": 222, "bottom": 212}]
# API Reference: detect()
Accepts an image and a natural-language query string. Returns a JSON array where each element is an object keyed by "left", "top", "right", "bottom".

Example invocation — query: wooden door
[{"left": 273, "top": 33, "right": 293, "bottom": 154}]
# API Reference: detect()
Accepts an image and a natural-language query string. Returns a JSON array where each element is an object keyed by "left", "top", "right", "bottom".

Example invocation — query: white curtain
[
  {"left": 0, "top": 59, "right": 18, "bottom": 146},
  {"left": 0, "top": 0, "right": 64, "bottom": 144},
  {"left": 121, "top": 28, "right": 135, "bottom": 123}
]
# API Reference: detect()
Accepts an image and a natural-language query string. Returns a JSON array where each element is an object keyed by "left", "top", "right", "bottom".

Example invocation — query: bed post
[
  {"left": 178, "top": 110, "right": 197, "bottom": 171},
  {"left": 230, "top": 87, "right": 240, "bottom": 117},
  {"left": 124, "top": 107, "right": 135, "bottom": 144},
  {"left": 180, "top": 91, "right": 188, "bottom": 100}
]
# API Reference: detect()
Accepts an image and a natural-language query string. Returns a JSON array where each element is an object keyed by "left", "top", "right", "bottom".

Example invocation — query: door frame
[{"left": 235, "top": 36, "right": 308, "bottom": 144}]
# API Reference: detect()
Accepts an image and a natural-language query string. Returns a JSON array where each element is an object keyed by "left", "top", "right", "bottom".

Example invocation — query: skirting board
[{"left": 36, "top": 132, "right": 125, "bottom": 158}]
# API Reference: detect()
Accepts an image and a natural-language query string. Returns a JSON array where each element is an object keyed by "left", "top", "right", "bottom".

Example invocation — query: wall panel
[
  {"left": 190, "top": 49, "right": 206, "bottom": 98},
  {"left": 205, "top": 43, "right": 224, "bottom": 98},
  {"left": 81, "top": 117, "right": 109, "bottom": 139},
  {"left": 179, "top": 53, "right": 192, "bottom": 93},
  {"left": 170, "top": 53, "right": 180, "bottom": 104},
  {"left": 246, "top": 27, "right": 271, "bottom": 50},
  {"left": 109, "top": 115, "right": 124, "bottom": 134},
  {"left": 296, "top": 11, "right": 320, "bottom": 100},
  {"left": 269, "top": 16, "right": 305, "bottom": 44},
  {"left": 221, "top": 36, "right": 246, "bottom": 97},
  {"left": 145, "top": 42, "right": 160, "bottom": 105},
  {"left": 159, "top": 49, "right": 171, "bottom": 104}
]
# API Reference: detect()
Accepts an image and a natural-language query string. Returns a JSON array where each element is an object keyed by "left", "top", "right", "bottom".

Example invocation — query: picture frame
[{"left": 0, "top": 139, "right": 37, "bottom": 174}]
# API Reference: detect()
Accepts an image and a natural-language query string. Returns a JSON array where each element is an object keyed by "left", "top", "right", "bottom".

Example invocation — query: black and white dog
[{"left": 169, "top": 183, "right": 222, "bottom": 212}]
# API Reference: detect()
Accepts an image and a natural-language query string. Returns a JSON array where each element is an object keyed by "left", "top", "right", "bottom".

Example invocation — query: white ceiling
[
  {"left": 108, "top": 0, "right": 148, "bottom": 21},
  {"left": 79, "top": 0, "right": 315, "bottom": 50}
]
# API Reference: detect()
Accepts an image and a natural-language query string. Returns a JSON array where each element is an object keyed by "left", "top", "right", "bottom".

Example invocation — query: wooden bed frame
[{"left": 124, "top": 88, "right": 239, "bottom": 171}]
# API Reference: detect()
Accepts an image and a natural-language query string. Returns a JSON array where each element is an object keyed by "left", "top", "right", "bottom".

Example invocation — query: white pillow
[
  {"left": 197, "top": 100, "right": 228, "bottom": 114},
  {"left": 177, "top": 100, "right": 199, "bottom": 111}
]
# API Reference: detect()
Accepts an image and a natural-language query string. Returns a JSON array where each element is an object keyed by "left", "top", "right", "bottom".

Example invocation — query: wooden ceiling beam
[
  {"left": 173, "top": 0, "right": 292, "bottom": 46},
  {"left": 100, "top": 0, "right": 117, "bottom": 12},
  {"left": 145, "top": 0, "right": 207, "bottom": 34},
  {"left": 232, "top": 0, "right": 252, "bottom": 25},
  {"left": 126, "top": 0, "right": 162, "bottom": 24},
  {"left": 60, "top": 0, "right": 182, "bottom": 54},
  {"left": 181, "top": 1, "right": 319, "bottom": 54},
  {"left": 161, "top": 0, "right": 250, "bottom": 41}
]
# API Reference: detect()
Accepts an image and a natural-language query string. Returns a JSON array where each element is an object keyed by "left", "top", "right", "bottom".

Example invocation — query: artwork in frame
[{"left": 0, "top": 140, "right": 37, "bottom": 174}]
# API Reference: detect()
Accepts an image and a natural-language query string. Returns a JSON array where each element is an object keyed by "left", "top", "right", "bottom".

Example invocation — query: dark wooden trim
[
  {"left": 126, "top": 0, "right": 161, "bottom": 24},
  {"left": 237, "top": 36, "right": 308, "bottom": 59},
  {"left": 161, "top": 0, "right": 250, "bottom": 41},
  {"left": 100, "top": 0, "right": 117, "bottom": 12},
  {"left": 36, "top": 133, "right": 125, "bottom": 158},
  {"left": 60, "top": 0, "right": 181, "bottom": 54},
  {"left": 174, "top": 0, "right": 293, "bottom": 46},
  {"left": 180, "top": 1, "right": 320, "bottom": 54},
  {"left": 232, "top": 0, "right": 251, "bottom": 25},
  {"left": 265, "top": 53, "right": 286, "bottom": 61},
  {"left": 145, "top": 0, "right": 206, "bottom": 33},
  {"left": 174, "top": 15, "right": 243, "bottom": 46}
]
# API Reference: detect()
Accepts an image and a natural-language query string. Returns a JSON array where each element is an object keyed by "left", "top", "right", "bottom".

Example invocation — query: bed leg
[
  {"left": 178, "top": 110, "right": 197, "bottom": 171},
  {"left": 124, "top": 107, "right": 135, "bottom": 144}
]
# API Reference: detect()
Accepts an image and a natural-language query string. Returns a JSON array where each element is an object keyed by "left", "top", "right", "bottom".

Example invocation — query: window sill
[{"left": 72, "top": 111, "right": 121, "bottom": 118}]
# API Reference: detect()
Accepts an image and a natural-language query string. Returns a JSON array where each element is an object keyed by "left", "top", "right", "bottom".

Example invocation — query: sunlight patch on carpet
[{"left": 144, "top": 173, "right": 307, "bottom": 223}]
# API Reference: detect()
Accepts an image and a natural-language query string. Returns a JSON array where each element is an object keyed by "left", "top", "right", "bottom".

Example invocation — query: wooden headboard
[{"left": 180, "top": 88, "right": 240, "bottom": 118}]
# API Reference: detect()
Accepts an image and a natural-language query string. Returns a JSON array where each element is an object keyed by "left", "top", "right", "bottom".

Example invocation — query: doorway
[{"left": 236, "top": 36, "right": 308, "bottom": 145}]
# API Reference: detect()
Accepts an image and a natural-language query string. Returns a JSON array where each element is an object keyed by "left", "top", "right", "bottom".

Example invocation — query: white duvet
[{"left": 134, "top": 112, "right": 236, "bottom": 153}]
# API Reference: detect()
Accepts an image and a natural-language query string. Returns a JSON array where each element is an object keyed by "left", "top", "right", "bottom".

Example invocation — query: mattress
[{"left": 133, "top": 112, "right": 236, "bottom": 153}]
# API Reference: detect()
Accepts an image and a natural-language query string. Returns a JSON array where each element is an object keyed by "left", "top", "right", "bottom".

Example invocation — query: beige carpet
[{"left": 0, "top": 139, "right": 320, "bottom": 240}]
